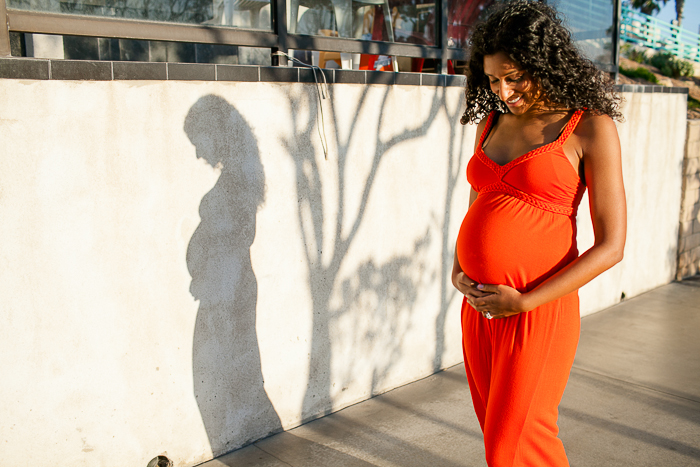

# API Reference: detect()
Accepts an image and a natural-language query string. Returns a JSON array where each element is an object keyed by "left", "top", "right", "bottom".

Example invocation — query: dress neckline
[{"left": 477, "top": 110, "right": 584, "bottom": 172}]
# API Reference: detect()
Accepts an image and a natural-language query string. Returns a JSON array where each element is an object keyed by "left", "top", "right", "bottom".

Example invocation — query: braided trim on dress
[
  {"left": 477, "top": 111, "right": 498, "bottom": 149},
  {"left": 559, "top": 109, "right": 584, "bottom": 143},
  {"left": 479, "top": 182, "right": 576, "bottom": 216}
]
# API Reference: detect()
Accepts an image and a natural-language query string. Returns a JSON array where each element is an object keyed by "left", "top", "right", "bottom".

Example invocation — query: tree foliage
[
  {"left": 675, "top": 0, "right": 685, "bottom": 26},
  {"left": 649, "top": 51, "right": 694, "bottom": 79},
  {"left": 630, "top": 0, "right": 668, "bottom": 15},
  {"left": 630, "top": 0, "right": 684, "bottom": 26}
]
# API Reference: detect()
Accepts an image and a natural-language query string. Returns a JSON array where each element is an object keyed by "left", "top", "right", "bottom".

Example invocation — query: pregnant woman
[{"left": 452, "top": 2, "right": 627, "bottom": 466}]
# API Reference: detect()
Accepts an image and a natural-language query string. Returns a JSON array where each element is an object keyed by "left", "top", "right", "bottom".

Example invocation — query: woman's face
[{"left": 483, "top": 52, "right": 541, "bottom": 115}]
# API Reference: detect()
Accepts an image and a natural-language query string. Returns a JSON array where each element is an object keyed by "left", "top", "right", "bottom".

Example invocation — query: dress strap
[
  {"left": 558, "top": 109, "right": 585, "bottom": 144},
  {"left": 477, "top": 111, "right": 498, "bottom": 149}
]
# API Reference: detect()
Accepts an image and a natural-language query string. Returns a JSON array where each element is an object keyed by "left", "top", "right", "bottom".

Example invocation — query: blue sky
[{"left": 655, "top": 1, "right": 700, "bottom": 35}]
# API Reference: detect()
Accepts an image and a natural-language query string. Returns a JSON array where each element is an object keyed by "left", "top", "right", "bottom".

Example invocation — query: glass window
[
  {"left": 7, "top": 0, "right": 272, "bottom": 30},
  {"left": 288, "top": 0, "right": 436, "bottom": 45},
  {"left": 553, "top": 0, "right": 615, "bottom": 67},
  {"left": 446, "top": 0, "right": 613, "bottom": 68},
  {"left": 20, "top": 33, "right": 271, "bottom": 64},
  {"left": 446, "top": 0, "right": 493, "bottom": 50}
]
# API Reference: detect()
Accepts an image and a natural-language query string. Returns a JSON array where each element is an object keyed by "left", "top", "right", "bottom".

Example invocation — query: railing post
[
  {"left": 670, "top": 21, "right": 679, "bottom": 58},
  {"left": 271, "top": 0, "right": 288, "bottom": 66},
  {"left": 616, "top": 5, "right": 700, "bottom": 64},
  {"left": 0, "top": 0, "right": 11, "bottom": 57},
  {"left": 612, "top": 0, "right": 621, "bottom": 83},
  {"left": 438, "top": 0, "right": 448, "bottom": 74}
]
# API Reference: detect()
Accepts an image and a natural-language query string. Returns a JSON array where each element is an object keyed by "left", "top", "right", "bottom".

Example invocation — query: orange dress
[{"left": 457, "top": 110, "right": 586, "bottom": 467}]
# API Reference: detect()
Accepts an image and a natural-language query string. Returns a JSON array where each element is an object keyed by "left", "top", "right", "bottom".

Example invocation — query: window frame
[{"left": 0, "top": 0, "right": 619, "bottom": 74}]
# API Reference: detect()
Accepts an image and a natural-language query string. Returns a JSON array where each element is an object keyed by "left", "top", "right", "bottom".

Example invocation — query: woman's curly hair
[{"left": 460, "top": 0, "right": 622, "bottom": 125}]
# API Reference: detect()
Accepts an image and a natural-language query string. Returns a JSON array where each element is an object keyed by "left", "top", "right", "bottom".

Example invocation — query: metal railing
[{"left": 620, "top": 3, "right": 700, "bottom": 63}]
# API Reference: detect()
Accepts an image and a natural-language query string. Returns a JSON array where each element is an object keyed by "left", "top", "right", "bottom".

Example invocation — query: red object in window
[
  {"left": 411, "top": 58, "right": 424, "bottom": 73},
  {"left": 360, "top": 5, "right": 393, "bottom": 71},
  {"left": 448, "top": 0, "right": 494, "bottom": 49}
]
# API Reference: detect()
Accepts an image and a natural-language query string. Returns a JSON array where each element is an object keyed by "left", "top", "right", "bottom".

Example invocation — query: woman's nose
[{"left": 500, "top": 81, "right": 513, "bottom": 100}]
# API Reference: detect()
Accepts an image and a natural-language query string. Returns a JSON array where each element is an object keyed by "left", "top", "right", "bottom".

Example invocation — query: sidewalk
[{"left": 201, "top": 279, "right": 700, "bottom": 467}]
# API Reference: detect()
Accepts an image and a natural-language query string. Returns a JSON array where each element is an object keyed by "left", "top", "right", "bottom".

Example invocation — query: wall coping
[
  {"left": 0, "top": 57, "right": 691, "bottom": 93},
  {"left": 0, "top": 57, "right": 464, "bottom": 86},
  {"left": 615, "top": 83, "right": 689, "bottom": 94}
]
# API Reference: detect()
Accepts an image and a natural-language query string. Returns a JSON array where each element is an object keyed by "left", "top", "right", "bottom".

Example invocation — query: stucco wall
[
  {"left": 676, "top": 119, "right": 700, "bottom": 279},
  {"left": 0, "top": 80, "right": 687, "bottom": 467},
  {"left": 0, "top": 79, "right": 472, "bottom": 467},
  {"left": 577, "top": 91, "right": 687, "bottom": 315}
]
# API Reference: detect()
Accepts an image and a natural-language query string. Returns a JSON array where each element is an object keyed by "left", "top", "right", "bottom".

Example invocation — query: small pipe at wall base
[{"left": 146, "top": 455, "right": 172, "bottom": 467}]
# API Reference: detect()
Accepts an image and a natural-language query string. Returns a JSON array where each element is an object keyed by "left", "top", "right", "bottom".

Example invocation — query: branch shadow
[
  {"left": 280, "top": 81, "right": 464, "bottom": 423},
  {"left": 560, "top": 368, "right": 700, "bottom": 462},
  {"left": 434, "top": 93, "right": 469, "bottom": 372},
  {"left": 560, "top": 405, "right": 700, "bottom": 461},
  {"left": 184, "top": 95, "right": 282, "bottom": 456}
]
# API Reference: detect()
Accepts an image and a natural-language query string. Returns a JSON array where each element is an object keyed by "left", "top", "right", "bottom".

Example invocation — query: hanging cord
[{"left": 272, "top": 51, "right": 330, "bottom": 159}]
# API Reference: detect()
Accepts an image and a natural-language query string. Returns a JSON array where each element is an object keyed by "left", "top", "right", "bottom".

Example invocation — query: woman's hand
[
  {"left": 466, "top": 283, "right": 530, "bottom": 319},
  {"left": 453, "top": 271, "right": 493, "bottom": 305}
]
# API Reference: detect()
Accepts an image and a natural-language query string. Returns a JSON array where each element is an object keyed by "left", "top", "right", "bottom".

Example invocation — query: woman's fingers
[
  {"left": 465, "top": 289, "right": 491, "bottom": 300},
  {"left": 476, "top": 283, "right": 500, "bottom": 294},
  {"left": 468, "top": 284, "right": 526, "bottom": 319},
  {"left": 462, "top": 280, "right": 509, "bottom": 317},
  {"left": 468, "top": 294, "right": 491, "bottom": 311},
  {"left": 469, "top": 290, "right": 504, "bottom": 314},
  {"left": 470, "top": 294, "right": 493, "bottom": 310}
]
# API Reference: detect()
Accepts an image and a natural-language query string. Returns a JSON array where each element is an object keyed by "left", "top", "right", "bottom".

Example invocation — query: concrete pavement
[{"left": 200, "top": 278, "right": 700, "bottom": 467}]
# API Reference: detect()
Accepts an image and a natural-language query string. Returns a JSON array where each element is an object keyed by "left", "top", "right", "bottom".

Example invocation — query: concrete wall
[
  {"left": 0, "top": 79, "right": 687, "bottom": 466},
  {"left": 676, "top": 119, "right": 700, "bottom": 279},
  {"left": 0, "top": 79, "right": 472, "bottom": 467},
  {"left": 578, "top": 91, "right": 687, "bottom": 314}
]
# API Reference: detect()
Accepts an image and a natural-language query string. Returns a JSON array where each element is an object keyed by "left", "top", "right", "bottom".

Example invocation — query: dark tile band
[{"left": 0, "top": 58, "right": 691, "bottom": 93}]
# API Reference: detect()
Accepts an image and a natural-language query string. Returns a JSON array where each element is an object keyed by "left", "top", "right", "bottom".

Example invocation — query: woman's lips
[{"left": 506, "top": 95, "right": 522, "bottom": 106}]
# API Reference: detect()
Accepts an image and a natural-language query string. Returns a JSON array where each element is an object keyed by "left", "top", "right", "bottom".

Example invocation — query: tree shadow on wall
[
  {"left": 336, "top": 230, "right": 432, "bottom": 397},
  {"left": 282, "top": 83, "right": 468, "bottom": 423},
  {"left": 184, "top": 95, "right": 281, "bottom": 456}
]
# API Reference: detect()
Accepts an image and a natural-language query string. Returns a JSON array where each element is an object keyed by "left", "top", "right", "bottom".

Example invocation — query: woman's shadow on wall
[{"left": 184, "top": 95, "right": 281, "bottom": 455}]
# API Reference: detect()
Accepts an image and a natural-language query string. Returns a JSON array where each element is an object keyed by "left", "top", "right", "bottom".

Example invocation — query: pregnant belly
[{"left": 457, "top": 192, "right": 578, "bottom": 291}]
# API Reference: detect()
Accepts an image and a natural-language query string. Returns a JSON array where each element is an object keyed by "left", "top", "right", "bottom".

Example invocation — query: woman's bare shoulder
[
  {"left": 472, "top": 115, "right": 491, "bottom": 152},
  {"left": 575, "top": 111, "right": 618, "bottom": 139},
  {"left": 573, "top": 111, "right": 620, "bottom": 155},
  {"left": 475, "top": 114, "right": 492, "bottom": 133}
]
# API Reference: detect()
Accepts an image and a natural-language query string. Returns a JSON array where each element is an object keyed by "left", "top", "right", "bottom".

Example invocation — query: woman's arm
[
  {"left": 452, "top": 118, "right": 491, "bottom": 301},
  {"left": 468, "top": 114, "right": 627, "bottom": 318}
]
